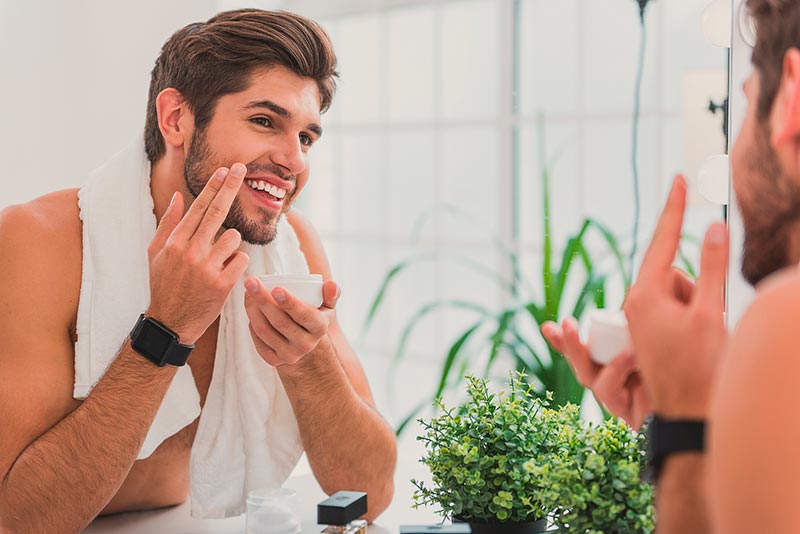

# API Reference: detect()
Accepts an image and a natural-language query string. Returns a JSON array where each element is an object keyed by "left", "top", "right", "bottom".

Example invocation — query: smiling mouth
[{"left": 245, "top": 179, "right": 288, "bottom": 202}]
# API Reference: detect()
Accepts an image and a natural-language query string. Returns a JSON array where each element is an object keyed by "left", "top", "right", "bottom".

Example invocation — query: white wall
[{"left": 0, "top": 0, "right": 218, "bottom": 208}]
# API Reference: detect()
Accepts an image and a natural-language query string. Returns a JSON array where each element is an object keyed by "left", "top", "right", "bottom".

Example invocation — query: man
[
  {"left": 543, "top": 0, "right": 800, "bottom": 532},
  {"left": 0, "top": 10, "right": 396, "bottom": 533}
]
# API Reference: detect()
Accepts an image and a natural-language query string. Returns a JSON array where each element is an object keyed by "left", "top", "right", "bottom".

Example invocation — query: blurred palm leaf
[{"left": 363, "top": 117, "right": 695, "bottom": 434}]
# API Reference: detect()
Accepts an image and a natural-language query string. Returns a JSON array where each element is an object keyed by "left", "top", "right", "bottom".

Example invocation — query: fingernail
[
  {"left": 231, "top": 163, "right": 247, "bottom": 178},
  {"left": 244, "top": 278, "right": 258, "bottom": 293},
  {"left": 169, "top": 191, "right": 178, "bottom": 207},
  {"left": 216, "top": 168, "right": 230, "bottom": 181},
  {"left": 708, "top": 223, "right": 726, "bottom": 245},
  {"left": 272, "top": 288, "right": 287, "bottom": 303}
]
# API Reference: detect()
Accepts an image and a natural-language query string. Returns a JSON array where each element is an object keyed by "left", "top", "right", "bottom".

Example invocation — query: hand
[
  {"left": 541, "top": 267, "right": 696, "bottom": 429},
  {"left": 146, "top": 163, "right": 250, "bottom": 345},
  {"left": 542, "top": 319, "right": 650, "bottom": 429},
  {"left": 244, "top": 277, "right": 341, "bottom": 367},
  {"left": 624, "top": 175, "right": 729, "bottom": 419}
]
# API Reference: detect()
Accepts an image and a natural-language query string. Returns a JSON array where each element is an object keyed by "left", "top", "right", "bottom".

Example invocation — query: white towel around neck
[{"left": 74, "top": 139, "right": 305, "bottom": 518}]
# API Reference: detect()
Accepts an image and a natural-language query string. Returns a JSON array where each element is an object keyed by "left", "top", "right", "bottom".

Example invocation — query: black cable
[{"left": 629, "top": 0, "right": 651, "bottom": 280}]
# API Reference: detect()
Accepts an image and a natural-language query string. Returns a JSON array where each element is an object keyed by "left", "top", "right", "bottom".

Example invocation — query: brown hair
[
  {"left": 144, "top": 9, "right": 338, "bottom": 164},
  {"left": 747, "top": 0, "right": 800, "bottom": 120}
]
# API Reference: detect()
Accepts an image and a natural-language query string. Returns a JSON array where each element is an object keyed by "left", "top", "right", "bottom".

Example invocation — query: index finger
[
  {"left": 192, "top": 163, "right": 248, "bottom": 242},
  {"left": 638, "top": 175, "right": 688, "bottom": 282},
  {"left": 170, "top": 166, "right": 230, "bottom": 241},
  {"left": 558, "top": 318, "right": 602, "bottom": 387}
]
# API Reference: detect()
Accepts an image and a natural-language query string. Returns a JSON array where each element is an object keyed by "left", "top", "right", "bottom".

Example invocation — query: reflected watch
[{"left": 644, "top": 416, "right": 706, "bottom": 483}]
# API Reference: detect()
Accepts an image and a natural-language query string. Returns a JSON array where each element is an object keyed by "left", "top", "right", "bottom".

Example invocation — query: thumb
[
  {"left": 694, "top": 222, "right": 729, "bottom": 313},
  {"left": 321, "top": 280, "right": 341, "bottom": 309},
  {"left": 151, "top": 191, "right": 184, "bottom": 252}
]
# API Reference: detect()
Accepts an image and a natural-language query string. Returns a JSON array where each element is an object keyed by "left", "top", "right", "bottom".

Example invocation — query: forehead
[{"left": 217, "top": 65, "right": 322, "bottom": 121}]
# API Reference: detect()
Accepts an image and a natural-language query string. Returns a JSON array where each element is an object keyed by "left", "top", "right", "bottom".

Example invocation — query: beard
[
  {"left": 739, "top": 122, "right": 800, "bottom": 285},
  {"left": 183, "top": 127, "right": 291, "bottom": 246}
]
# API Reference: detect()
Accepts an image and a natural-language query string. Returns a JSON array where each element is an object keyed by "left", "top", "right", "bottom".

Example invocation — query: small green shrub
[{"left": 413, "top": 374, "right": 654, "bottom": 532}]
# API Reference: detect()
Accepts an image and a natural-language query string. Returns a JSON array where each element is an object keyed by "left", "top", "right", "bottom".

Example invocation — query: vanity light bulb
[
  {"left": 737, "top": 1, "right": 757, "bottom": 48},
  {"left": 698, "top": 154, "right": 730, "bottom": 206},
  {"left": 702, "top": 0, "right": 732, "bottom": 48}
]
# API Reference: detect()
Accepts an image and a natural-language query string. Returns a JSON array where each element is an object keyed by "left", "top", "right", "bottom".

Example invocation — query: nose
[{"left": 271, "top": 133, "right": 306, "bottom": 177}]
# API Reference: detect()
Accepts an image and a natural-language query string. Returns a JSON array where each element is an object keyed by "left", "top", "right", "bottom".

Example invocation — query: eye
[
  {"left": 250, "top": 116, "right": 272, "bottom": 128},
  {"left": 300, "top": 133, "right": 314, "bottom": 147}
]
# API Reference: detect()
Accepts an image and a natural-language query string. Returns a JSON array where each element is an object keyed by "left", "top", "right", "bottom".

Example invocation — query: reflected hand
[
  {"left": 624, "top": 175, "right": 729, "bottom": 419},
  {"left": 542, "top": 318, "right": 650, "bottom": 429},
  {"left": 541, "top": 266, "right": 696, "bottom": 429}
]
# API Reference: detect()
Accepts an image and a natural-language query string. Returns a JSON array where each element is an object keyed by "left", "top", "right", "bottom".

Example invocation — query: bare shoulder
[
  {"left": 716, "top": 268, "right": 800, "bottom": 393},
  {"left": 285, "top": 209, "right": 332, "bottom": 279},
  {"left": 0, "top": 189, "right": 83, "bottom": 266},
  {"left": 0, "top": 189, "right": 83, "bottom": 330},
  {"left": 730, "top": 268, "right": 800, "bottom": 362},
  {"left": 708, "top": 268, "right": 800, "bottom": 532}
]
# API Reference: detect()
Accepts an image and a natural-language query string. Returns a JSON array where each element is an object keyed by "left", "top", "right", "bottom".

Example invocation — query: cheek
[
  {"left": 210, "top": 126, "right": 262, "bottom": 162},
  {"left": 292, "top": 171, "right": 309, "bottom": 198},
  {"left": 730, "top": 139, "right": 744, "bottom": 197},
  {"left": 731, "top": 122, "right": 755, "bottom": 200}
]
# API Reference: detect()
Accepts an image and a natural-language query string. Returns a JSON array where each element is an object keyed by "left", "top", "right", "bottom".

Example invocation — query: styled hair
[
  {"left": 747, "top": 0, "right": 800, "bottom": 120},
  {"left": 144, "top": 9, "right": 338, "bottom": 164}
]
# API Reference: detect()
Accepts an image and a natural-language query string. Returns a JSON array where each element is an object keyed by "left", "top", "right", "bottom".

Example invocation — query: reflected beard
[
  {"left": 740, "top": 123, "right": 800, "bottom": 286},
  {"left": 183, "top": 127, "right": 280, "bottom": 246}
]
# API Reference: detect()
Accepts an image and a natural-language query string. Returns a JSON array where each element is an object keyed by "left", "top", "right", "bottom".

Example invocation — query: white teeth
[{"left": 245, "top": 179, "right": 287, "bottom": 200}]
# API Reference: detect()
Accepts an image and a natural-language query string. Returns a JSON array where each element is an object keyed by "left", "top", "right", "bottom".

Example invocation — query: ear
[
  {"left": 155, "top": 88, "right": 192, "bottom": 151},
  {"left": 770, "top": 50, "right": 800, "bottom": 165}
]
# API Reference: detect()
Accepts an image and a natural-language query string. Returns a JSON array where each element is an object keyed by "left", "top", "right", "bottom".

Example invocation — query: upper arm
[
  {"left": 0, "top": 193, "right": 83, "bottom": 486},
  {"left": 708, "top": 274, "right": 800, "bottom": 533},
  {"left": 286, "top": 210, "right": 376, "bottom": 407}
]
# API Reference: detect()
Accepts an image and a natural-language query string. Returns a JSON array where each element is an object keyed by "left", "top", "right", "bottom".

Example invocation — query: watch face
[{"left": 132, "top": 319, "right": 174, "bottom": 365}]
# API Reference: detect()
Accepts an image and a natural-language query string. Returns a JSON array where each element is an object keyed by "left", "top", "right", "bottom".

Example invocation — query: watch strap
[
  {"left": 644, "top": 416, "right": 705, "bottom": 483},
  {"left": 161, "top": 338, "right": 194, "bottom": 366}
]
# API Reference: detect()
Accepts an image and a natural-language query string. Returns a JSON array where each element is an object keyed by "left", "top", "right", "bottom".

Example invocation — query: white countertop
[{"left": 85, "top": 450, "right": 440, "bottom": 534}]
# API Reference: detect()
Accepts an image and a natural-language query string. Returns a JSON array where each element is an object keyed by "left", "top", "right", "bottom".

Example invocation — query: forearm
[
  {"left": 655, "top": 453, "right": 710, "bottom": 534},
  {"left": 1, "top": 339, "right": 177, "bottom": 533},
  {"left": 278, "top": 339, "right": 397, "bottom": 520}
]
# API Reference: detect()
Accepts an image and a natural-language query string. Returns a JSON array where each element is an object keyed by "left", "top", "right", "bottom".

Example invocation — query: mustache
[{"left": 245, "top": 163, "right": 295, "bottom": 183}]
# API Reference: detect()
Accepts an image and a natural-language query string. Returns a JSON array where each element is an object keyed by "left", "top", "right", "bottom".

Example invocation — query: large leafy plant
[
  {"left": 413, "top": 374, "right": 654, "bottom": 532},
  {"left": 364, "top": 119, "right": 630, "bottom": 434}
]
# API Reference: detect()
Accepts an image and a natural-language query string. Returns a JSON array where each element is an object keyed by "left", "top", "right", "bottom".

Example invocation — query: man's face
[
  {"left": 731, "top": 71, "right": 800, "bottom": 285},
  {"left": 183, "top": 65, "right": 323, "bottom": 245}
]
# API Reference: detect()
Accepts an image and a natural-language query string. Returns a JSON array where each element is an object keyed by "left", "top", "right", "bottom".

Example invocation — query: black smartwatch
[
  {"left": 129, "top": 314, "right": 194, "bottom": 367},
  {"left": 644, "top": 416, "right": 706, "bottom": 483}
]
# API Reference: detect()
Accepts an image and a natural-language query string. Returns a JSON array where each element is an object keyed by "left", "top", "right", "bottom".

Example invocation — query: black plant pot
[{"left": 453, "top": 516, "right": 549, "bottom": 534}]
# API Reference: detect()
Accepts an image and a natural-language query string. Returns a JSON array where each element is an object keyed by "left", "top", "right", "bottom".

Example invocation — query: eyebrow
[{"left": 244, "top": 99, "right": 323, "bottom": 137}]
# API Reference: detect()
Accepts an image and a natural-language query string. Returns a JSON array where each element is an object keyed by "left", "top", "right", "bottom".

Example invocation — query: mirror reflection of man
[
  {"left": 544, "top": 0, "right": 800, "bottom": 531},
  {"left": 0, "top": 10, "right": 396, "bottom": 533}
]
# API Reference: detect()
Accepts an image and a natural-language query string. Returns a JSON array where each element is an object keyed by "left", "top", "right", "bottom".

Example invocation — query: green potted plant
[{"left": 412, "top": 374, "right": 654, "bottom": 533}]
